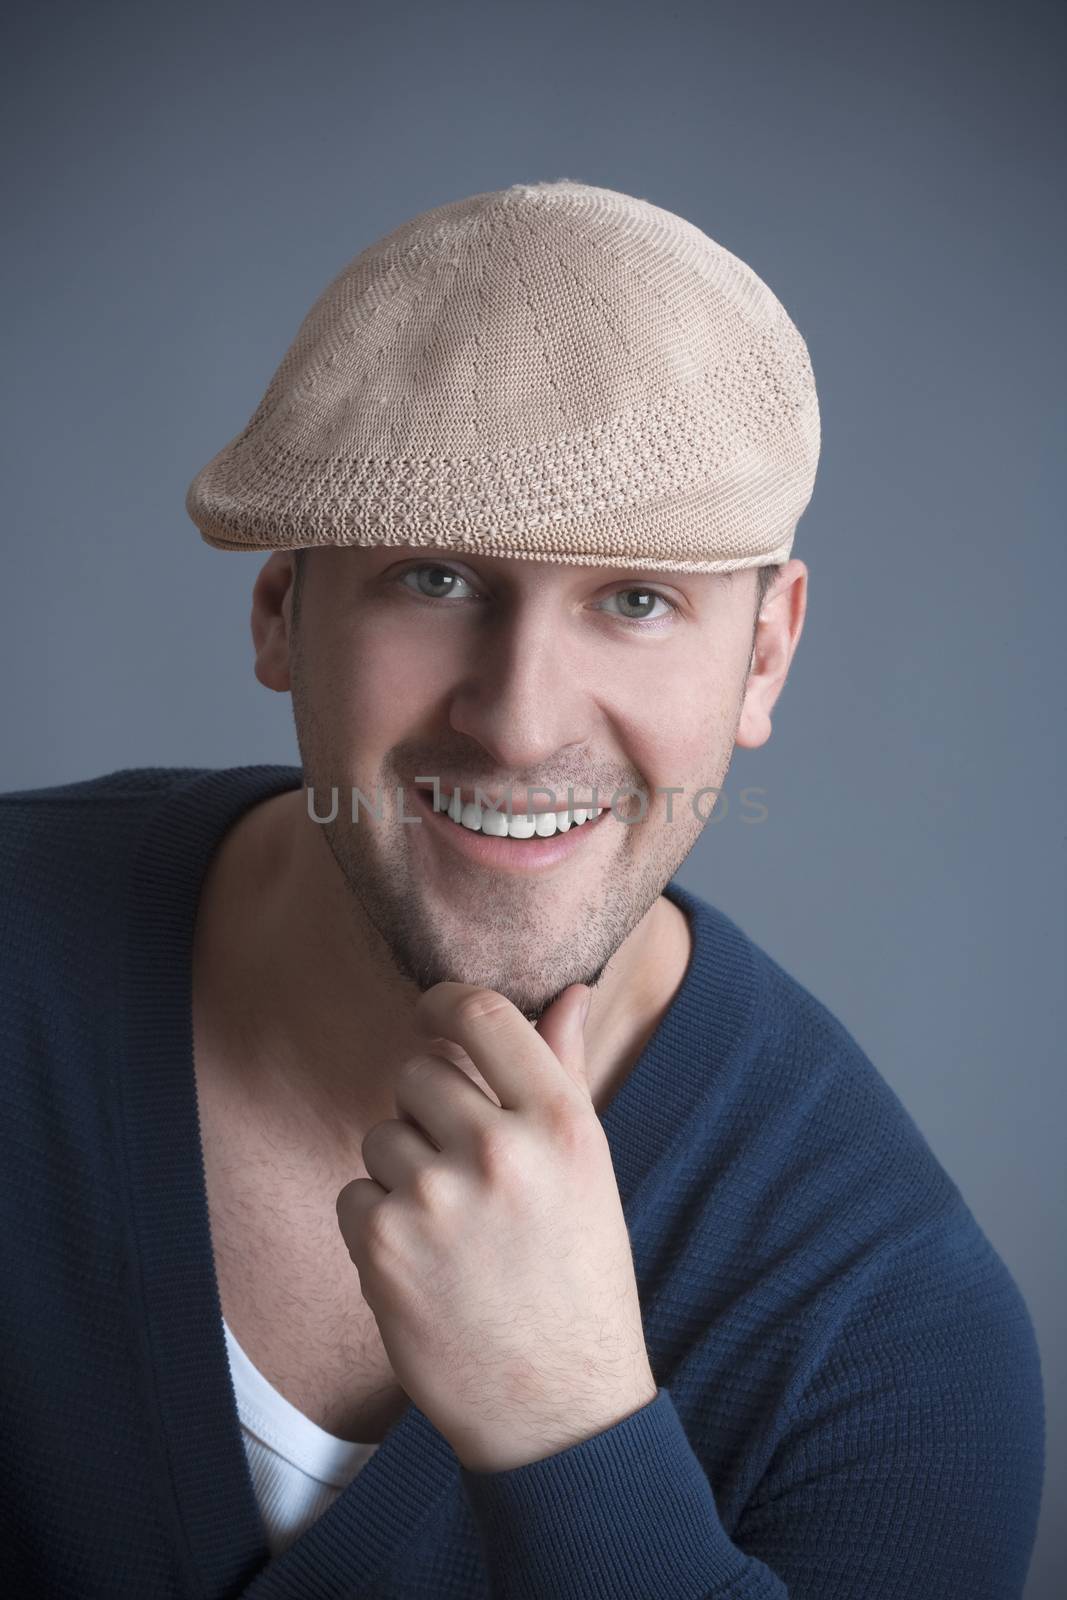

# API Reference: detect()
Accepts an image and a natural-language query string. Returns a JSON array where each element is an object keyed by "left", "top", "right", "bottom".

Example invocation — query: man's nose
[{"left": 446, "top": 611, "right": 591, "bottom": 771}]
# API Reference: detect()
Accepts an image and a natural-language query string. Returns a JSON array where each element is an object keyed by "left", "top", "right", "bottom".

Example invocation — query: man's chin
[
  {"left": 417, "top": 967, "right": 578, "bottom": 1024},
  {"left": 379, "top": 941, "right": 589, "bottom": 1022},
  {"left": 327, "top": 853, "right": 608, "bottom": 1016}
]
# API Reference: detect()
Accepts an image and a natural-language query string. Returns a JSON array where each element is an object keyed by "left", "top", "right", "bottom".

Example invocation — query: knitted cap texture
[{"left": 185, "top": 178, "right": 820, "bottom": 574}]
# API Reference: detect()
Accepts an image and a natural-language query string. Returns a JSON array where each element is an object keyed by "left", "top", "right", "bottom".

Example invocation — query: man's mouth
[
  {"left": 423, "top": 788, "right": 605, "bottom": 841},
  {"left": 407, "top": 784, "right": 611, "bottom": 876}
]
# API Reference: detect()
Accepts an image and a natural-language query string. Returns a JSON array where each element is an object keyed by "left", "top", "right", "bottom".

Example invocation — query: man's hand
[{"left": 334, "top": 981, "right": 657, "bottom": 1472}]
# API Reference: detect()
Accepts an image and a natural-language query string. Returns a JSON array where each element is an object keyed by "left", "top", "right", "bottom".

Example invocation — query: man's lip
[
  {"left": 408, "top": 783, "right": 609, "bottom": 875},
  {"left": 414, "top": 784, "right": 601, "bottom": 815}
]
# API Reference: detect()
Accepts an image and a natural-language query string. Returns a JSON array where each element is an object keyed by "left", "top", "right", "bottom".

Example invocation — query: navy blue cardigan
[{"left": 0, "top": 765, "right": 1044, "bottom": 1598}]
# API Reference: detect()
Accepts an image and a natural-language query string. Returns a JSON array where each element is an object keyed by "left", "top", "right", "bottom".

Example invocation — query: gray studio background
[{"left": 2, "top": 0, "right": 1063, "bottom": 1592}]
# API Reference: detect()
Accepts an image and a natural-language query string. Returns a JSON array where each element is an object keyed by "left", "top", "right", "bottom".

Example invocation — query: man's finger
[{"left": 413, "top": 983, "right": 571, "bottom": 1111}]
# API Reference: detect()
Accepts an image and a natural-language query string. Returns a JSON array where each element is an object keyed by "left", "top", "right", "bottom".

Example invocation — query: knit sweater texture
[{"left": 0, "top": 764, "right": 1045, "bottom": 1599}]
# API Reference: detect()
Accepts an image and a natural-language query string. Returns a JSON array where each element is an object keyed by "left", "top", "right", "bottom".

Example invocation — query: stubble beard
[{"left": 311, "top": 787, "right": 697, "bottom": 1022}]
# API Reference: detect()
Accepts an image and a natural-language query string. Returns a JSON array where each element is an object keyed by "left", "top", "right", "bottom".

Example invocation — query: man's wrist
[{"left": 452, "top": 1371, "right": 660, "bottom": 1473}]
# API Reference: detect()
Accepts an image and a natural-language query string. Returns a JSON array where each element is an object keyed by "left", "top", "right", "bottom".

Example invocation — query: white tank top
[{"left": 222, "top": 1315, "right": 381, "bottom": 1556}]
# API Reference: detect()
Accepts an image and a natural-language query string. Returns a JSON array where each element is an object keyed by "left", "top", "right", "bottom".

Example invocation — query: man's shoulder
[
  {"left": 0, "top": 764, "right": 209, "bottom": 881},
  {"left": 0, "top": 764, "right": 211, "bottom": 810},
  {"left": 0, "top": 765, "right": 232, "bottom": 955},
  {"left": 0, "top": 761, "right": 302, "bottom": 927}
]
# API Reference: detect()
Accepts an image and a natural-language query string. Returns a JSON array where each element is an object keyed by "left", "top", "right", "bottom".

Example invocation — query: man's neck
[{"left": 191, "top": 788, "right": 692, "bottom": 1156}]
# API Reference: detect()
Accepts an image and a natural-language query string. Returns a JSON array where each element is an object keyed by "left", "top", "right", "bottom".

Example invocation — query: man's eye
[
  {"left": 397, "top": 567, "right": 674, "bottom": 624},
  {"left": 597, "top": 588, "right": 675, "bottom": 623},
  {"left": 400, "top": 565, "right": 477, "bottom": 600}
]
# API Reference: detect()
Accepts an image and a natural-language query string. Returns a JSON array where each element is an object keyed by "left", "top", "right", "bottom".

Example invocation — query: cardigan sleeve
[
  {"left": 458, "top": 1224, "right": 1045, "bottom": 1600},
  {"left": 460, "top": 1386, "right": 786, "bottom": 1599}
]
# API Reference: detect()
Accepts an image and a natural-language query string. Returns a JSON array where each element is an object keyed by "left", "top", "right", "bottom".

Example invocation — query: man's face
[{"left": 278, "top": 544, "right": 759, "bottom": 1020}]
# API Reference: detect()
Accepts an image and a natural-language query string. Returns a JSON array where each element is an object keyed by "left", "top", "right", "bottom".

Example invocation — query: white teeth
[{"left": 428, "top": 791, "right": 604, "bottom": 838}]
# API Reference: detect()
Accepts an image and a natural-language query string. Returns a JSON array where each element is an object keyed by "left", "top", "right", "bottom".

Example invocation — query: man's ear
[
  {"left": 734, "top": 559, "right": 808, "bottom": 750},
  {"left": 251, "top": 552, "right": 299, "bottom": 692}
]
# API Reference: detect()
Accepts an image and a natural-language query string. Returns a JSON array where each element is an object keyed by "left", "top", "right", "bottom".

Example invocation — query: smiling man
[{"left": 0, "top": 179, "right": 1044, "bottom": 1600}]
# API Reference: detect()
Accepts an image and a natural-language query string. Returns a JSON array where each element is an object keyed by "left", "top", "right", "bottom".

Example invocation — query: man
[{"left": 0, "top": 180, "right": 1043, "bottom": 1598}]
